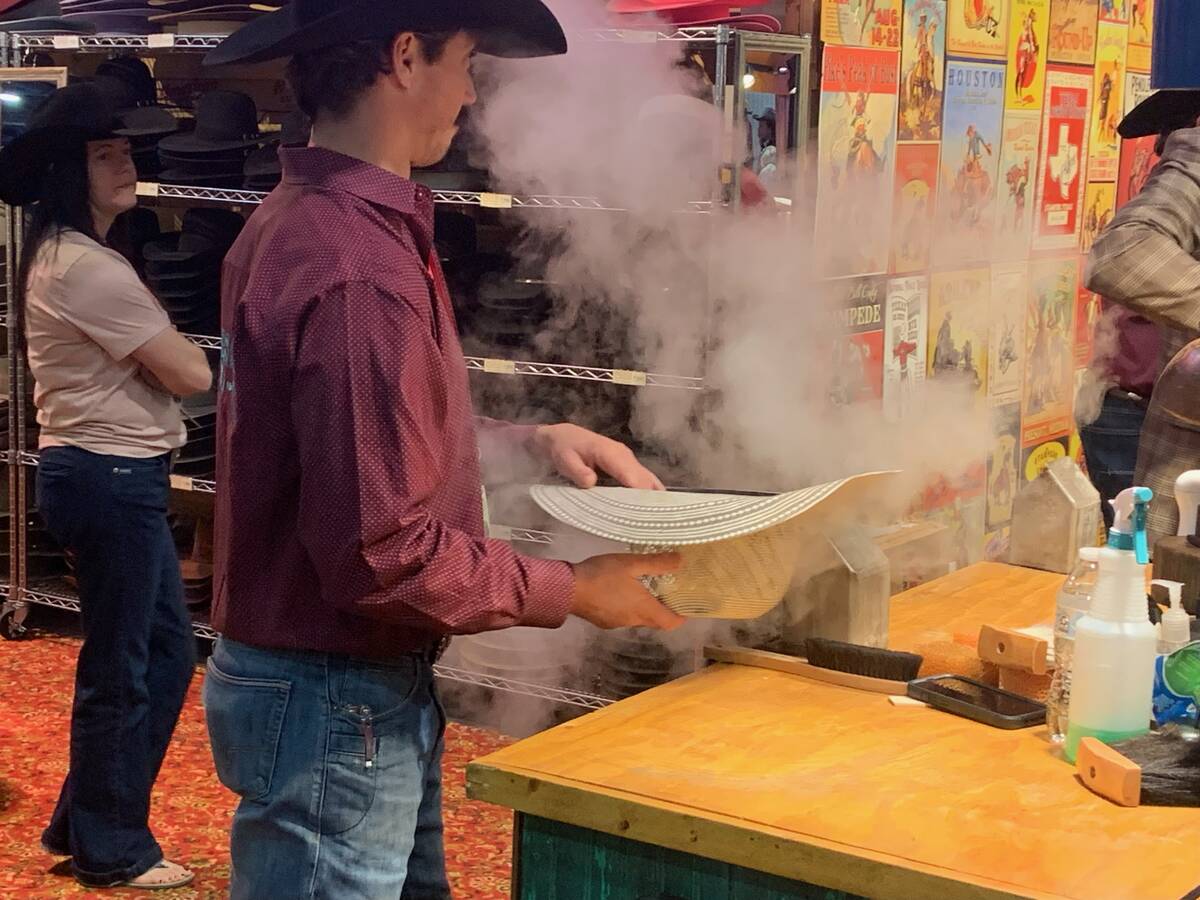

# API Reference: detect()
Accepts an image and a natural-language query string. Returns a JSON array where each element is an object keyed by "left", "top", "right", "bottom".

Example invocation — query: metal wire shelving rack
[{"left": 0, "top": 24, "right": 812, "bottom": 712}]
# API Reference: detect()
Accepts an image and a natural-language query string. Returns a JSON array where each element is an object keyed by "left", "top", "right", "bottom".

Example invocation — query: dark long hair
[{"left": 15, "top": 143, "right": 101, "bottom": 316}]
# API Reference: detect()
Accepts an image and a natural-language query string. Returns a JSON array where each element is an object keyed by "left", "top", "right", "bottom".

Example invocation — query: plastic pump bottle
[
  {"left": 1156, "top": 580, "right": 1190, "bottom": 654},
  {"left": 1064, "top": 487, "right": 1157, "bottom": 762}
]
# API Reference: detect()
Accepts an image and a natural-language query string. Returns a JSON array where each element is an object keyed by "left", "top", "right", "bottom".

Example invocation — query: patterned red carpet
[{"left": 0, "top": 632, "right": 515, "bottom": 899}]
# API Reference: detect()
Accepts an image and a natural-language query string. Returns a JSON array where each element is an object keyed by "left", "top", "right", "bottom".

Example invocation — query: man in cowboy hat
[
  {"left": 1084, "top": 0, "right": 1200, "bottom": 544},
  {"left": 202, "top": 3, "right": 684, "bottom": 897}
]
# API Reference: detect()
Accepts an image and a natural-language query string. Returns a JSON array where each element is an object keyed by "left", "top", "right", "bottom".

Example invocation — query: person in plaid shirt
[{"left": 1085, "top": 104, "right": 1200, "bottom": 545}]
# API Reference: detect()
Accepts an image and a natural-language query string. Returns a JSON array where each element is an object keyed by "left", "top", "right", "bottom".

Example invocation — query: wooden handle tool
[
  {"left": 1076, "top": 737, "right": 1142, "bottom": 807},
  {"left": 703, "top": 645, "right": 908, "bottom": 695},
  {"left": 977, "top": 625, "right": 1049, "bottom": 675}
]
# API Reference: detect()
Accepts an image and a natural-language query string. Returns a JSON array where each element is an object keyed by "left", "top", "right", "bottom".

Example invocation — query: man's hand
[
  {"left": 571, "top": 553, "right": 686, "bottom": 630},
  {"left": 532, "top": 423, "right": 665, "bottom": 490}
]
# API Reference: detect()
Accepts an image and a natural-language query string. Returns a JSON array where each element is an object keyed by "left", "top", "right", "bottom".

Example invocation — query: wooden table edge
[{"left": 467, "top": 762, "right": 1066, "bottom": 900}]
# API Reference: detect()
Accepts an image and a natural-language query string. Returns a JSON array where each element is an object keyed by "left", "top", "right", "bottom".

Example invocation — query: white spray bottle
[{"left": 1064, "top": 487, "right": 1157, "bottom": 763}]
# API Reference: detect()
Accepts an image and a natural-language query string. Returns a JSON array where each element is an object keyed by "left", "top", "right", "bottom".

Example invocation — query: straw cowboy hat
[{"left": 531, "top": 472, "right": 896, "bottom": 618}]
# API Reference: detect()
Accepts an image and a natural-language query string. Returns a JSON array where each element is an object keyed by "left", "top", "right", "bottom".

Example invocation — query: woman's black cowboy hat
[
  {"left": 0, "top": 83, "right": 122, "bottom": 207},
  {"left": 203, "top": 0, "right": 568, "bottom": 67}
]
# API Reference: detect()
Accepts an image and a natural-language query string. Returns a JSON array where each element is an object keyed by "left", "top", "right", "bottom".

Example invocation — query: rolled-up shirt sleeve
[{"left": 290, "top": 279, "right": 574, "bottom": 634}]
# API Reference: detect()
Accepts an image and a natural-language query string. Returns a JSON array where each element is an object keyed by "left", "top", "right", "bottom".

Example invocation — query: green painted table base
[{"left": 515, "top": 814, "right": 861, "bottom": 900}]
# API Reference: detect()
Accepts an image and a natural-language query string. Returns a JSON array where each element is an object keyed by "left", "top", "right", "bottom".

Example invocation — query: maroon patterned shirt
[{"left": 213, "top": 147, "right": 574, "bottom": 660}]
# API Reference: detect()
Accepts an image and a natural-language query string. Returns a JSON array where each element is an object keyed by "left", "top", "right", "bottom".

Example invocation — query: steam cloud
[{"left": 449, "top": 2, "right": 1004, "bottom": 735}]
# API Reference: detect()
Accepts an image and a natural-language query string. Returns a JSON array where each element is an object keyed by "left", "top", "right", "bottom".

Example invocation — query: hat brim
[
  {"left": 0, "top": 123, "right": 119, "bottom": 206},
  {"left": 143, "top": 237, "right": 220, "bottom": 263},
  {"left": 1119, "top": 90, "right": 1200, "bottom": 139},
  {"left": 0, "top": 15, "right": 95, "bottom": 32},
  {"left": 203, "top": 0, "right": 568, "bottom": 67},
  {"left": 115, "top": 112, "right": 181, "bottom": 139},
  {"left": 158, "top": 132, "right": 262, "bottom": 153},
  {"left": 530, "top": 471, "right": 896, "bottom": 546}
]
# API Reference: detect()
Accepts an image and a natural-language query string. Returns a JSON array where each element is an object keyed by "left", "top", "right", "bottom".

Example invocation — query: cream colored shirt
[{"left": 25, "top": 229, "right": 185, "bottom": 458}]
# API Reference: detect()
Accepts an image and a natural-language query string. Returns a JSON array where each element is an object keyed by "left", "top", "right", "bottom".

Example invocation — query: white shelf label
[
  {"left": 170, "top": 475, "right": 194, "bottom": 492},
  {"left": 136, "top": 182, "right": 160, "bottom": 198},
  {"left": 479, "top": 192, "right": 514, "bottom": 209},
  {"left": 52, "top": 35, "right": 80, "bottom": 49},
  {"left": 147, "top": 33, "right": 175, "bottom": 48},
  {"left": 482, "top": 358, "right": 517, "bottom": 375},
  {"left": 612, "top": 369, "right": 648, "bottom": 386},
  {"left": 488, "top": 525, "right": 514, "bottom": 542}
]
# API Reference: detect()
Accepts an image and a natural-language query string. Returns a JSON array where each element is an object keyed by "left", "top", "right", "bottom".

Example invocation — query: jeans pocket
[
  {"left": 316, "top": 720, "right": 380, "bottom": 836},
  {"left": 203, "top": 658, "right": 291, "bottom": 802}
]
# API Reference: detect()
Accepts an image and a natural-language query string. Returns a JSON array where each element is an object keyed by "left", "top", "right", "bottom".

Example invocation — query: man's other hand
[{"left": 532, "top": 423, "right": 665, "bottom": 490}]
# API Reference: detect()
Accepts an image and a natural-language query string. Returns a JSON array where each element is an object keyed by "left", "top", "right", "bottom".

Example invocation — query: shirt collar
[{"left": 280, "top": 146, "right": 435, "bottom": 247}]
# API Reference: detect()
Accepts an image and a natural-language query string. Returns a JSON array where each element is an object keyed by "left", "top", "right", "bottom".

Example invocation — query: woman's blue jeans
[{"left": 37, "top": 446, "right": 195, "bottom": 886}]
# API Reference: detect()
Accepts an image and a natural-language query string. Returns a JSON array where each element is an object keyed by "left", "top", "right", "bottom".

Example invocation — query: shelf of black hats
[
  {"left": 15, "top": 580, "right": 616, "bottom": 708},
  {"left": 9, "top": 27, "right": 724, "bottom": 55},
  {"left": 15, "top": 448, "right": 537, "bottom": 541},
  {"left": 16, "top": 449, "right": 216, "bottom": 494},
  {"left": 136, "top": 183, "right": 713, "bottom": 215},
  {"left": 464, "top": 357, "right": 705, "bottom": 391},
  {"left": 182, "top": 332, "right": 221, "bottom": 351},
  {"left": 21, "top": 581, "right": 222, "bottom": 641},
  {"left": 591, "top": 26, "right": 723, "bottom": 43},
  {"left": 486, "top": 525, "right": 556, "bottom": 546},
  {"left": 9, "top": 33, "right": 226, "bottom": 52}
]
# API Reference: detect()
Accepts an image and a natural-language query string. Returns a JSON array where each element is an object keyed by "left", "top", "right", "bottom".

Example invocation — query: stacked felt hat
[
  {"left": 157, "top": 90, "right": 265, "bottom": 188},
  {"left": 174, "top": 512, "right": 215, "bottom": 612},
  {"left": 242, "top": 108, "right": 310, "bottom": 192},
  {"left": 606, "top": 0, "right": 781, "bottom": 32},
  {"left": 59, "top": 0, "right": 158, "bottom": 33},
  {"left": 594, "top": 628, "right": 682, "bottom": 699},
  {"left": 91, "top": 56, "right": 180, "bottom": 178},
  {"left": 148, "top": 0, "right": 280, "bottom": 33},
  {"left": 0, "top": 0, "right": 96, "bottom": 33},
  {"left": 56, "top": 0, "right": 279, "bottom": 33},
  {"left": 143, "top": 206, "right": 243, "bottom": 337},
  {"left": 469, "top": 268, "right": 553, "bottom": 351},
  {"left": 176, "top": 396, "right": 216, "bottom": 480}
]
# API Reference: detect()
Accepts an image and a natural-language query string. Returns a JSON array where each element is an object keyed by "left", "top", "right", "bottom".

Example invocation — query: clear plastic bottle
[{"left": 1045, "top": 547, "right": 1101, "bottom": 743}]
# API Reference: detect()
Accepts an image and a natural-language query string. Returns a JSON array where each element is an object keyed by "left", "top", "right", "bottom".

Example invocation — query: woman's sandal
[
  {"left": 81, "top": 860, "right": 195, "bottom": 891},
  {"left": 122, "top": 860, "right": 195, "bottom": 890}
]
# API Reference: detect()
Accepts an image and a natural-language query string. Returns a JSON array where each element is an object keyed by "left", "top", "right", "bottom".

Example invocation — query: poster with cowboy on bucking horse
[
  {"left": 898, "top": 0, "right": 946, "bottom": 140},
  {"left": 935, "top": 59, "right": 1006, "bottom": 266},
  {"left": 817, "top": 45, "right": 900, "bottom": 277},
  {"left": 947, "top": 0, "right": 1010, "bottom": 58}
]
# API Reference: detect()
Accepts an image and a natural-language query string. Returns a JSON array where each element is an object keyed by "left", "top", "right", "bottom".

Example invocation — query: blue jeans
[
  {"left": 1080, "top": 391, "right": 1148, "bottom": 529},
  {"left": 204, "top": 638, "right": 450, "bottom": 899},
  {"left": 36, "top": 446, "right": 195, "bottom": 886}
]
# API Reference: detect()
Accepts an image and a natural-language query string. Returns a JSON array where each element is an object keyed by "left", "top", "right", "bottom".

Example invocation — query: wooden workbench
[{"left": 467, "top": 563, "right": 1200, "bottom": 899}]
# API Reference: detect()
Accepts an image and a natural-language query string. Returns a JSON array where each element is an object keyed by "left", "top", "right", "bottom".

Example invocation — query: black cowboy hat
[
  {"left": 158, "top": 89, "right": 263, "bottom": 154},
  {"left": 0, "top": 0, "right": 96, "bottom": 33},
  {"left": 116, "top": 105, "right": 180, "bottom": 140},
  {"left": 96, "top": 56, "right": 158, "bottom": 108},
  {"left": 0, "top": 83, "right": 121, "bottom": 206},
  {"left": 1118, "top": 90, "right": 1200, "bottom": 139},
  {"left": 203, "top": 0, "right": 568, "bottom": 67}
]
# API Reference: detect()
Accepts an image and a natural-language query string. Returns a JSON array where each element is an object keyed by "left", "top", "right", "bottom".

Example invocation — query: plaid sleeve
[{"left": 1085, "top": 129, "right": 1200, "bottom": 337}]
